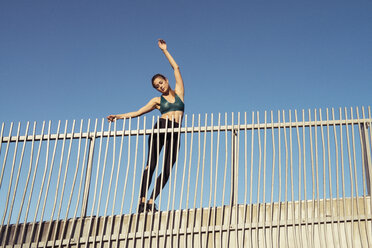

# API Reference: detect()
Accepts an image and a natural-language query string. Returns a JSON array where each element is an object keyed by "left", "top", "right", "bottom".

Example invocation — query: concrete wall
[{"left": 1, "top": 197, "right": 371, "bottom": 247}]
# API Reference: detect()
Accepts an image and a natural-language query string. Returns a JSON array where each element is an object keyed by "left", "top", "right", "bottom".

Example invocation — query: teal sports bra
[{"left": 160, "top": 94, "right": 185, "bottom": 114}]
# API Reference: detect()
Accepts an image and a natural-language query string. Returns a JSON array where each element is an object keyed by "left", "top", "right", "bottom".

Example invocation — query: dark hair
[{"left": 151, "top": 73, "right": 166, "bottom": 88}]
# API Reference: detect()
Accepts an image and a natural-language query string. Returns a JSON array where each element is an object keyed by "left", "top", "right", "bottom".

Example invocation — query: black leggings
[{"left": 140, "top": 118, "right": 180, "bottom": 200}]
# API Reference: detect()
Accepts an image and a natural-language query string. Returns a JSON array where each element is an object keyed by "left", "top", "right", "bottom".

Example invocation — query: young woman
[{"left": 107, "top": 39, "right": 184, "bottom": 212}]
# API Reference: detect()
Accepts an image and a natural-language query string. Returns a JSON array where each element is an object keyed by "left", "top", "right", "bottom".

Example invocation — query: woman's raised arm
[{"left": 158, "top": 39, "right": 184, "bottom": 99}]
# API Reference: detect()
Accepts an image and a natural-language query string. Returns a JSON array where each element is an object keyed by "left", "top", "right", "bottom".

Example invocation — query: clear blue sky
[{"left": 1, "top": 0, "right": 371, "bottom": 123}]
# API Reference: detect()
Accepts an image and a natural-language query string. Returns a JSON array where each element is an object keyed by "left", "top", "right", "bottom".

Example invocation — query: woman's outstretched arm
[
  {"left": 158, "top": 39, "right": 184, "bottom": 100},
  {"left": 107, "top": 97, "right": 159, "bottom": 122}
]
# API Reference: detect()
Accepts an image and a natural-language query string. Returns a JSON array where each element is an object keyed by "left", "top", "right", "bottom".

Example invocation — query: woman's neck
[{"left": 163, "top": 89, "right": 174, "bottom": 97}]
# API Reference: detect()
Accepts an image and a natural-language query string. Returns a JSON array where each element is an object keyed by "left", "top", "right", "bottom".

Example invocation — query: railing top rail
[{"left": 1, "top": 117, "right": 371, "bottom": 143}]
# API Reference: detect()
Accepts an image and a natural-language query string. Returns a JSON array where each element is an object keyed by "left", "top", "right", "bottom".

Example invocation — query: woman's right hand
[{"left": 158, "top": 39, "right": 167, "bottom": 51}]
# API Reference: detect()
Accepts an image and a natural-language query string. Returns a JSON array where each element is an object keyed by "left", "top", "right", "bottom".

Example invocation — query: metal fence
[{"left": 0, "top": 106, "right": 371, "bottom": 247}]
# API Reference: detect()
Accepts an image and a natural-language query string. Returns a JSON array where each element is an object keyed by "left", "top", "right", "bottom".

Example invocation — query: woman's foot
[
  {"left": 138, "top": 202, "right": 146, "bottom": 213},
  {"left": 146, "top": 202, "right": 158, "bottom": 212}
]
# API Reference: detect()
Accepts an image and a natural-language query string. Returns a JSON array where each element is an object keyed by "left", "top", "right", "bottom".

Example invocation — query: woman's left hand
[
  {"left": 107, "top": 115, "right": 117, "bottom": 122},
  {"left": 158, "top": 39, "right": 167, "bottom": 50}
]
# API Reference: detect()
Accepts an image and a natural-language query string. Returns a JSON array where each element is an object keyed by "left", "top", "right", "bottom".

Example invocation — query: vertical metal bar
[
  {"left": 205, "top": 113, "right": 214, "bottom": 248},
  {"left": 84, "top": 118, "right": 101, "bottom": 248},
  {"left": 184, "top": 114, "right": 195, "bottom": 248},
  {"left": 249, "top": 112, "right": 255, "bottom": 248},
  {"left": 362, "top": 106, "right": 372, "bottom": 194},
  {"left": 51, "top": 120, "right": 76, "bottom": 247},
  {"left": 363, "top": 107, "right": 372, "bottom": 221},
  {"left": 356, "top": 107, "right": 371, "bottom": 247},
  {"left": 169, "top": 115, "right": 182, "bottom": 247},
  {"left": 157, "top": 116, "right": 169, "bottom": 210},
  {"left": 139, "top": 116, "right": 155, "bottom": 246},
  {"left": 163, "top": 116, "right": 175, "bottom": 246},
  {"left": 294, "top": 110, "right": 303, "bottom": 246},
  {"left": 309, "top": 109, "right": 322, "bottom": 245},
  {"left": 0, "top": 122, "right": 20, "bottom": 243},
  {"left": 105, "top": 119, "right": 117, "bottom": 247},
  {"left": 42, "top": 120, "right": 69, "bottom": 248},
  {"left": 12, "top": 122, "right": 37, "bottom": 244},
  {"left": 96, "top": 118, "right": 115, "bottom": 246},
  {"left": 164, "top": 118, "right": 176, "bottom": 248},
  {"left": 140, "top": 116, "right": 155, "bottom": 231},
  {"left": 2, "top": 122, "right": 29, "bottom": 245},
  {"left": 122, "top": 117, "right": 139, "bottom": 246},
  {"left": 240, "top": 112, "right": 248, "bottom": 248},
  {"left": 81, "top": 121, "right": 96, "bottom": 218},
  {"left": 148, "top": 116, "right": 161, "bottom": 247},
  {"left": 319, "top": 109, "right": 330, "bottom": 246},
  {"left": 255, "top": 111, "right": 262, "bottom": 247},
  {"left": 269, "top": 111, "right": 276, "bottom": 247},
  {"left": 175, "top": 114, "right": 188, "bottom": 246},
  {"left": 308, "top": 110, "right": 316, "bottom": 247},
  {"left": 125, "top": 117, "right": 141, "bottom": 246},
  {"left": 262, "top": 111, "right": 267, "bottom": 248},
  {"left": 198, "top": 114, "right": 208, "bottom": 247},
  {"left": 112, "top": 117, "right": 129, "bottom": 247},
  {"left": 69, "top": 119, "right": 92, "bottom": 248},
  {"left": 359, "top": 107, "right": 372, "bottom": 196},
  {"left": 367, "top": 107, "right": 372, "bottom": 232},
  {"left": 314, "top": 109, "right": 326, "bottom": 247},
  {"left": 282, "top": 110, "right": 289, "bottom": 248},
  {"left": 234, "top": 112, "right": 240, "bottom": 246},
  {"left": 226, "top": 112, "right": 234, "bottom": 248},
  {"left": 302, "top": 109, "right": 311, "bottom": 248},
  {"left": 332, "top": 108, "right": 344, "bottom": 247},
  {"left": 164, "top": 117, "right": 175, "bottom": 247},
  {"left": 369, "top": 106, "right": 372, "bottom": 160},
  {"left": 276, "top": 110, "right": 282, "bottom": 248},
  {"left": 129, "top": 118, "right": 141, "bottom": 214},
  {"left": 138, "top": 116, "right": 148, "bottom": 247},
  {"left": 20, "top": 121, "right": 45, "bottom": 245},
  {"left": 191, "top": 115, "right": 201, "bottom": 247},
  {"left": 53, "top": 120, "right": 76, "bottom": 247},
  {"left": 0, "top": 122, "right": 9, "bottom": 189},
  {"left": 154, "top": 117, "right": 169, "bottom": 247},
  {"left": 91, "top": 118, "right": 107, "bottom": 247},
  {"left": 58, "top": 119, "right": 84, "bottom": 248},
  {"left": 220, "top": 113, "right": 228, "bottom": 246},
  {"left": 98, "top": 119, "right": 113, "bottom": 248},
  {"left": 289, "top": 110, "right": 298, "bottom": 247},
  {"left": 33, "top": 120, "right": 60, "bottom": 248},
  {"left": 325, "top": 109, "right": 337, "bottom": 246},
  {"left": 350, "top": 107, "right": 364, "bottom": 246},
  {"left": 0, "top": 122, "right": 4, "bottom": 154},
  {"left": 345, "top": 107, "right": 356, "bottom": 248},
  {"left": 22, "top": 121, "right": 51, "bottom": 247},
  {"left": 166, "top": 117, "right": 176, "bottom": 213},
  {"left": 339, "top": 108, "right": 351, "bottom": 248},
  {"left": 212, "top": 113, "right": 221, "bottom": 248}
]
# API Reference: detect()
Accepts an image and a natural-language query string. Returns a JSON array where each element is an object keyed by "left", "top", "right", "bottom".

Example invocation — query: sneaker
[
  {"left": 138, "top": 202, "right": 146, "bottom": 213},
  {"left": 146, "top": 202, "right": 158, "bottom": 212}
]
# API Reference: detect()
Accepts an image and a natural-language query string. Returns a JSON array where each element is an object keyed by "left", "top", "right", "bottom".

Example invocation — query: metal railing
[{"left": 0, "top": 106, "right": 371, "bottom": 247}]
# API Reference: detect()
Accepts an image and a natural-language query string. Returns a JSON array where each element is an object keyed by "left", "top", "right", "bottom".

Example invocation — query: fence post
[{"left": 81, "top": 135, "right": 95, "bottom": 217}]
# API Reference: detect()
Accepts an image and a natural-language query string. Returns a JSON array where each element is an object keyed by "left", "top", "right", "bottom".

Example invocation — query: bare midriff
[{"left": 161, "top": 111, "right": 184, "bottom": 123}]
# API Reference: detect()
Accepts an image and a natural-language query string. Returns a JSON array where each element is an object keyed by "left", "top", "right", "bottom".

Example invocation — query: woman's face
[{"left": 153, "top": 77, "right": 169, "bottom": 94}]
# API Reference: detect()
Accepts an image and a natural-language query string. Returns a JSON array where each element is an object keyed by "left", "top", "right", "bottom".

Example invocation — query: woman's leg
[
  {"left": 149, "top": 123, "right": 180, "bottom": 201},
  {"left": 139, "top": 122, "right": 165, "bottom": 202}
]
